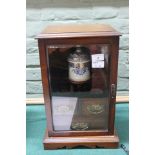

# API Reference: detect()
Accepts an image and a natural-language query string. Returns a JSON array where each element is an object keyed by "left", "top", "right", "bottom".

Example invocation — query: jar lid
[{"left": 68, "top": 46, "right": 91, "bottom": 63}]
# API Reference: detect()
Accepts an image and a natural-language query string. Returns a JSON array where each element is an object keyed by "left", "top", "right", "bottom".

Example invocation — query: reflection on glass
[
  {"left": 52, "top": 96, "right": 77, "bottom": 131},
  {"left": 47, "top": 44, "right": 110, "bottom": 131}
]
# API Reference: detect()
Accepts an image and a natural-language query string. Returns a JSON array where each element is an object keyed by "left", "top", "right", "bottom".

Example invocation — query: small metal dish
[{"left": 71, "top": 122, "right": 89, "bottom": 130}]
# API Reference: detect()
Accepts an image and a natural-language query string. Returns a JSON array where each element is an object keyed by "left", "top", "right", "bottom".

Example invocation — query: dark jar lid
[{"left": 68, "top": 45, "right": 91, "bottom": 63}]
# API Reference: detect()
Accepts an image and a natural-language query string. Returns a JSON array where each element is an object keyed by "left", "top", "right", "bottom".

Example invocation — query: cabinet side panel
[{"left": 38, "top": 39, "right": 53, "bottom": 135}]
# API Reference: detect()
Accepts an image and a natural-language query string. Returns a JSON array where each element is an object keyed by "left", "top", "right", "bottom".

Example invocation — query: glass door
[{"left": 47, "top": 44, "right": 110, "bottom": 132}]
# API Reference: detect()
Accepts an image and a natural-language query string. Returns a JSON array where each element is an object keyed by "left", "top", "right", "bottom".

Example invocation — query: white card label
[
  {"left": 91, "top": 54, "right": 104, "bottom": 61},
  {"left": 91, "top": 54, "right": 105, "bottom": 68},
  {"left": 92, "top": 60, "right": 104, "bottom": 68}
]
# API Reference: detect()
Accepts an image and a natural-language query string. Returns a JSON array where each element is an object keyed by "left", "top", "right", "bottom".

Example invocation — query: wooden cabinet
[{"left": 36, "top": 24, "right": 121, "bottom": 149}]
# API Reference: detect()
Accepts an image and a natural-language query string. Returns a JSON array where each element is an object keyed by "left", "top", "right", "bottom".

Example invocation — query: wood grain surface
[{"left": 36, "top": 24, "right": 121, "bottom": 39}]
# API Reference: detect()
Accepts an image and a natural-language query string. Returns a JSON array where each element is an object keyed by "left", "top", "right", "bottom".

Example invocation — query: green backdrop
[{"left": 26, "top": 103, "right": 129, "bottom": 155}]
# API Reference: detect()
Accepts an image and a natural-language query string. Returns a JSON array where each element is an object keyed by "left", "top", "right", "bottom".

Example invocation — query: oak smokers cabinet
[{"left": 36, "top": 24, "right": 121, "bottom": 149}]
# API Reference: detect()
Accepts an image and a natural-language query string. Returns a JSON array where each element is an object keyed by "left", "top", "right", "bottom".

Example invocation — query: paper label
[
  {"left": 92, "top": 61, "right": 104, "bottom": 68},
  {"left": 91, "top": 54, "right": 104, "bottom": 68},
  {"left": 91, "top": 54, "right": 104, "bottom": 61}
]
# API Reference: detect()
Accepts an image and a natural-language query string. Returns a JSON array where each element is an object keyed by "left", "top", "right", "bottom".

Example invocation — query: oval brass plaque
[{"left": 87, "top": 104, "right": 104, "bottom": 114}]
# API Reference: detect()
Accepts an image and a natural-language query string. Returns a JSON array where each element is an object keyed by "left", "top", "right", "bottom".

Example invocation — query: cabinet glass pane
[{"left": 47, "top": 44, "right": 110, "bottom": 131}]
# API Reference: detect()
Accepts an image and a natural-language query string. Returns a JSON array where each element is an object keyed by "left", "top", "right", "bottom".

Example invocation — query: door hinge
[{"left": 111, "top": 84, "right": 116, "bottom": 98}]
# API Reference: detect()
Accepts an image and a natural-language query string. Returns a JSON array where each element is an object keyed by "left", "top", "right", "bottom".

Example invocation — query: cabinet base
[{"left": 43, "top": 129, "right": 119, "bottom": 149}]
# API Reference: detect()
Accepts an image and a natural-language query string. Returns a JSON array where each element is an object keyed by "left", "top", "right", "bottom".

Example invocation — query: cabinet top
[{"left": 36, "top": 24, "right": 121, "bottom": 39}]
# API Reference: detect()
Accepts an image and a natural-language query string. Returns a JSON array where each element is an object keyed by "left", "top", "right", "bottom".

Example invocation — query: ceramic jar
[{"left": 68, "top": 46, "right": 91, "bottom": 84}]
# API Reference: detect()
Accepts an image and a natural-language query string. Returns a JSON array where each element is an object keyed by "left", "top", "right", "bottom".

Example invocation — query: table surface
[{"left": 26, "top": 103, "right": 129, "bottom": 155}]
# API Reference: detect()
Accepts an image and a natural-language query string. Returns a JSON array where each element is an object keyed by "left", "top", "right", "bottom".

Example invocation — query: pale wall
[{"left": 26, "top": 0, "right": 129, "bottom": 98}]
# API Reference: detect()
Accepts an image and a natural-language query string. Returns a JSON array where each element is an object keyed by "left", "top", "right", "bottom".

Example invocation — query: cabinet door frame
[{"left": 38, "top": 36, "right": 119, "bottom": 137}]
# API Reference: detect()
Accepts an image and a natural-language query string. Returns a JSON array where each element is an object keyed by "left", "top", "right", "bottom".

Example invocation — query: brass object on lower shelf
[
  {"left": 71, "top": 122, "right": 89, "bottom": 130},
  {"left": 87, "top": 104, "right": 104, "bottom": 114}
]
